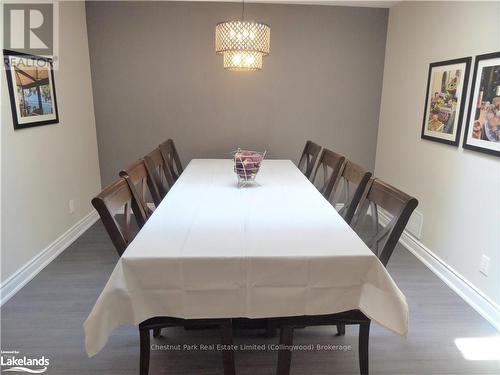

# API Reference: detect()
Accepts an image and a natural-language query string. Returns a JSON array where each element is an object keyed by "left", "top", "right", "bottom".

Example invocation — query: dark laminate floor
[{"left": 1, "top": 220, "right": 499, "bottom": 375}]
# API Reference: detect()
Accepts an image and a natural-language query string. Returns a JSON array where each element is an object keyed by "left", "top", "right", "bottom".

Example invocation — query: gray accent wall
[{"left": 86, "top": 1, "right": 388, "bottom": 186}]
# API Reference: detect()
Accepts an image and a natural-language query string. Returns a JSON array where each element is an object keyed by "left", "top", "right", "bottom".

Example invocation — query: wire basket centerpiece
[{"left": 232, "top": 149, "right": 266, "bottom": 187}]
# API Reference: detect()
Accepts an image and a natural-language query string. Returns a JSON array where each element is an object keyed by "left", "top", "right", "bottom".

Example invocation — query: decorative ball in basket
[{"left": 232, "top": 149, "right": 266, "bottom": 187}]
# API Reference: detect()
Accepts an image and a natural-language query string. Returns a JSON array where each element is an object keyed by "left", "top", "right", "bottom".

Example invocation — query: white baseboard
[
  {"left": 0, "top": 210, "right": 99, "bottom": 306},
  {"left": 378, "top": 210, "right": 500, "bottom": 331}
]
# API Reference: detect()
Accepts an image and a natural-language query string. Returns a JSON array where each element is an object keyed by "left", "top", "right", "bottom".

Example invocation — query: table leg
[
  {"left": 220, "top": 320, "right": 236, "bottom": 375},
  {"left": 277, "top": 326, "right": 294, "bottom": 375},
  {"left": 359, "top": 322, "right": 370, "bottom": 375},
  {"left": 336, "top": 324, "right": 346, "bottom": 336},
  {"left": 139, "top": 329, "right": 150, "bottom": 375}
]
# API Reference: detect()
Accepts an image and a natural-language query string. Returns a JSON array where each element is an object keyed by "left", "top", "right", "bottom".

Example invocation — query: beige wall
[
  {"left": 376, "top": 1, "right": 500, "bottom": 304},
  {"left": 85, "top": 1, "right": 388, "bottom": 186},
  {"left": 1, "top": 2, "right": 101, "bottom": 283}
]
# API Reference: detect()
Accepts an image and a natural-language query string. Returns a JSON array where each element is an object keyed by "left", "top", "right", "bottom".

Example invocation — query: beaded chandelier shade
[{"left": 215, "top": 20, "right": 270, "bottom": 71}]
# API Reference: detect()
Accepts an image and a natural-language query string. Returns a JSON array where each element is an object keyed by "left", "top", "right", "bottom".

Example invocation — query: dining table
[{"left": 84, "top": 159, "right": 408, "bottom": 362}]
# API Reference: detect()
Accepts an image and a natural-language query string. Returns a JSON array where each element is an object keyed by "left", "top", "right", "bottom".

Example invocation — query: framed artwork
[
  {"left": 3, "top": 49, "right": 59, "bottom": 130},
  {"left": 463, "top": 51, "right": 500, "bottom": 157},
  {"left": 421, "top": 57, "right": 471, "bottom": 146}
]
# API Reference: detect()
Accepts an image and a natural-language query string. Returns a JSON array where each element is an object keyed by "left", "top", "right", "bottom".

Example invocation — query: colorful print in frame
[
  {"left": 421, "top": 57, "right": 471, "bottom": 146},
  {"left": 463, "top": 51, "right": 500, "bottom": 157},
  {"left": 4, "top": 50, "right": 59, "bottom": 130}
]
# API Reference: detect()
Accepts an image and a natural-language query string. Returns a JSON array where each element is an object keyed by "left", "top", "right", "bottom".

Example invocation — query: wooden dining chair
[
  {"left": 277, "top": 311, "right": 370, "bottom": 375},
  {"left": 276, "top": 179, "right": 418, "bottom": 375},
  {"left": 92, "top": 179, "right": 236, "bottom": 375},
  {"left": 311, "top": 148, "right": 346, "bottom": 199},
  {"left": 330, "top": 160, "right": 372, "bottom": 225},
  {"left": 335, "top": 178, "right": 418, "bottom": 337},
  {"left": 119, "top": 160, "right": 157, "bottom": 217},
  {"left": 159, "top": 139, "right": 183, "bottom": 182},
  {"left": 351, "top": 178, "right": 419, "bottom": 267},
  {"left": 139, "top": 318, "right": 235, "bottom": 375},
  {"left": 298, "top": 140, "right": 322, "bottom": 179},
  {"left": 143, "top": 147, "right": 174, "bottom": 206},
  {"left": 91, "top": 177, "right": 148, "bottom": 257},
  {"left": 122, "top": 161, "right": 168, "bottom": 336}
]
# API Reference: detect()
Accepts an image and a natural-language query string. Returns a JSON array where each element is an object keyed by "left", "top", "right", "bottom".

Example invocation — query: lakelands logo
[{"left": 0, "top": 351, "right": 49, "bottom": 373}]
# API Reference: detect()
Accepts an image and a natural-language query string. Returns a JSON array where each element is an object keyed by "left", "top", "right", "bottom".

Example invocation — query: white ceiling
[{"left": 158, "top": 1, "right": 399, "bottom": 8}]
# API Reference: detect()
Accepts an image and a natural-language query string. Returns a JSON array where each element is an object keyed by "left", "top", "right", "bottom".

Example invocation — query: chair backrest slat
[
  {"left": 298, "top": 140, "right": 321, "bottom": 179},
  {"left": 144, "top": 147, "right": 174, "bottom": 206},
  {"left": 91, "top": 177, "right": 147, "bottom": 256},
  {"left": 159, "top": 139, "right": 183, "bottom": 182},
  {"left": 331, "top": 160, "right": 372, "bottom": 224},
  {"left": 311, "top": 148, "right": 346, "bottom": 199},
  {"left": 119, "top": 160, "right": 155, "bottom": 217},
  {"left": 352, "top": 178, "right": 418, "bottom": 267}
]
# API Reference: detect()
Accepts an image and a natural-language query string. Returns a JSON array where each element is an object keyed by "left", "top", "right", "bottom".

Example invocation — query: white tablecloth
[{"left": 84, "top": 159, "right": 408, "bottom": 356}]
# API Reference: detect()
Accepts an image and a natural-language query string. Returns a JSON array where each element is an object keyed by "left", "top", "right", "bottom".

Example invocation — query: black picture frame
[
  {"left": 421, "top": 57, "right": 471, "bottom": 146},
  {"left": 3, "top": 49, "right": 59, "bottom": 130},
  {"left": 462, "top": 51, "right": 500, "bottom": 157}
]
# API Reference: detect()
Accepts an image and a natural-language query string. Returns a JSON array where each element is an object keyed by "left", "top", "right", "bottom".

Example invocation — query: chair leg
[
  {"left": 266, "top": 319, "right": 278, "bottom": 337},
  {"left": 336, "top": 324, "right": 346, "bottom": 336},
  {"left": 359, "top": 322, "right": 370, "bottom": 375},
  {"left": 220, "top": 320, "right": 236, "bottom": 375},
  {"left": 139, "top": 329, "right": 150, "bottom": 375},
  {"left": 152, "top": 328, "right": 161, "bottom": 338},
  {"left": 277, "top": 326, "right": 294, "bottom": 375}
]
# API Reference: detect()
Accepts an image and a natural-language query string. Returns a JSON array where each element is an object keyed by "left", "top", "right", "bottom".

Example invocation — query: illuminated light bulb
[
  {"left": 243, "top": 30, "right": 249, "bottom": 38},
  {"left": 229, "top": 30, "right": 236, "bottom": 38},
  {"left": 244, "top": 54, "right": 254, "bottom": 66},
  {"left": 232, "top": 53, "right": 242, "bottom": 64}
]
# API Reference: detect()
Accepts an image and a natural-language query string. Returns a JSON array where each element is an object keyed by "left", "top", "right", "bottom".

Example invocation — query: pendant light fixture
[{"left": 215, "top": 0, "right": 270, "bottom": 71}]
